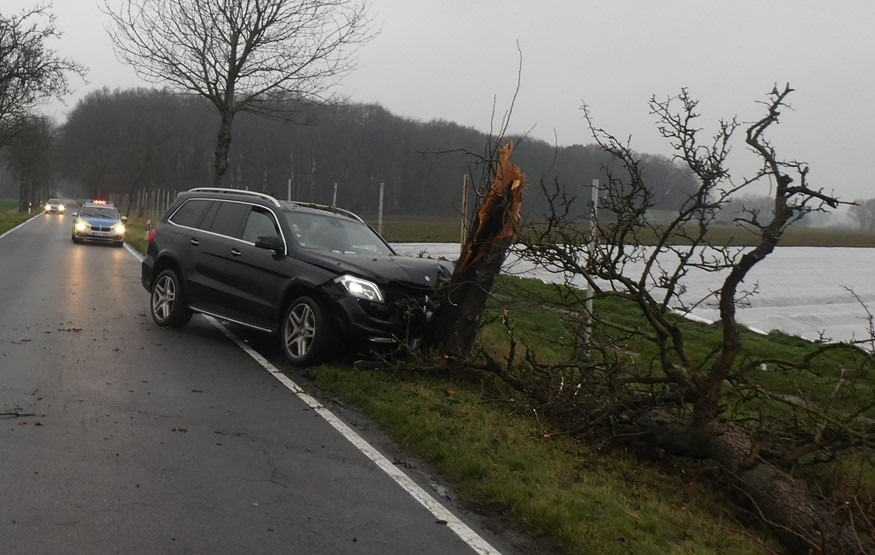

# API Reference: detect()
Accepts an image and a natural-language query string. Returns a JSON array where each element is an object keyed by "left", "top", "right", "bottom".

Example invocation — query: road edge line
[{"left": 0, "top": 212, "right": 44, "bottom": 241}]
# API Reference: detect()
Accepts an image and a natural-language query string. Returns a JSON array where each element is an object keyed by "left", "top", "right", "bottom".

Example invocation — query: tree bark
[
  {"left": 424, "top": 141, "right": 526, "bottom": 357},
  {"left": 638, "top": 409, "right": 867, "bottom": 554},
  {"left": 214, "top": 112, "right": 234, "bottom": 187}
]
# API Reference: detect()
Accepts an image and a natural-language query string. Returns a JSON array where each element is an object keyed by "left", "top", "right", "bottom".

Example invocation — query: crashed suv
[{"left": 141, "top": 187, "right": 452, "bottom": 365}]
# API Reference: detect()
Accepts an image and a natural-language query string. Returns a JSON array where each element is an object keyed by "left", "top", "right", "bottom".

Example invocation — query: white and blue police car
[{"left": 71, "top": 200, "right": 127, "bottom": 248}]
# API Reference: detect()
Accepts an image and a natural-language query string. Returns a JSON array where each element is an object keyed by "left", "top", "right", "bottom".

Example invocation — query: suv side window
[
  {"left": 169, "top": 199, "right": 211, "bottom": 228},
  {"left": 241, "top": 206, "right": 280, "bottom": 243},
  {"left": 207, "top": 201, "right": 250, "bottom": 238}
]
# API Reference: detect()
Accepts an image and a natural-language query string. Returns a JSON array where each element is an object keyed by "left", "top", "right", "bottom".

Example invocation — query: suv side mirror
[
  {"left": 121, "top": 216, "right": 128, "bottom": 223},
  {"left": 254, "top": 235, "right": 284, "bottom": 255}
]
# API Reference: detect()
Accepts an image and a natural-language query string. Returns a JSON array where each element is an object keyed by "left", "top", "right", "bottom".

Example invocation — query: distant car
[
  {"left": 141, "top": 187, "right": 453, "bottom": 366},
  {"left": 71, "top": 200, "right": 127, "bottom": 247},
  {"left": 45, "top": 199, "right": 65, "bottom": 214}
]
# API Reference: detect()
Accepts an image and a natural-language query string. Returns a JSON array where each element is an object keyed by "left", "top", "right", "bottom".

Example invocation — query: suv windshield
[
  {"left": 81, "top": 206, "right": 120, "bottom": 219},
  {"left": 285, "top": 211, "right": 393, "bottom": 256}
]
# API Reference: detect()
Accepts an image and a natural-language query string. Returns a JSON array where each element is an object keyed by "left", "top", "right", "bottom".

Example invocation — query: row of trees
[
  {"left": 2, "top": 86, "right": 704, "bottom": 219},
  {"left": 0, "top": 5, "right": 84, "bottom": 210}
]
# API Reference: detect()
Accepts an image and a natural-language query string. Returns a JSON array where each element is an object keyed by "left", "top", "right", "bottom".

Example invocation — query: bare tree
[
  {"left": 849, "top": 198, "right": 875, "bottom": 231},
  {"left": 0, "top": 5, "right": 85, "bottom": 145},
  {"left": 103, "top": 0, "right": 374, "bottom": 187},
  {"left": 4, "top": 114, "right": 56, "bottom": 211}
]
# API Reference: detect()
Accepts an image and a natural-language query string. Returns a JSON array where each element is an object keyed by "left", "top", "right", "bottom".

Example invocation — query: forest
[{"left": 0, "top": 87, "right": 703, "bottom": 220}]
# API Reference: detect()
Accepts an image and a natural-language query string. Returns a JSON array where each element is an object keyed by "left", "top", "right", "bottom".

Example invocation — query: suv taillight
[{"left": 147, "top": 228, "right": 157, "bottom": 244}]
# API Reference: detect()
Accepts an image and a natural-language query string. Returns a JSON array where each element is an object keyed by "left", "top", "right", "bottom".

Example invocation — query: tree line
[{"left": 2, "top": 86, "right": 705, "bottom": 220}]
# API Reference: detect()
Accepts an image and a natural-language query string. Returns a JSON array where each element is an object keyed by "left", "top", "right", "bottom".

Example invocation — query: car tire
[
  {"left": 114, "top": 240, "right": 124, "bottom": 248},
  {"left": 280, "top": 296, "right": 330, "bottom": 366},
  {"left": 71, "top": 233, "right": 83, "bottom": 244},
  {"left": 150, "top": 269, "right": 193, "bottom": 328}
]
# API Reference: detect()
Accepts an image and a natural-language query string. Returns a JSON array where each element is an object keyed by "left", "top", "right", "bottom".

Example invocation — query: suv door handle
[
  {"left": 190, "top": 238, "right": 200, "bottom": 246},
  {"left": 230, "top": 248, "right": 242, "bottom": 258}
]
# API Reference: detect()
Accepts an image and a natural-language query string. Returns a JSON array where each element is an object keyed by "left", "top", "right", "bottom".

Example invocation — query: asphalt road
[{"left": 0, "top": 213, "right": 513, "bottom": 554}]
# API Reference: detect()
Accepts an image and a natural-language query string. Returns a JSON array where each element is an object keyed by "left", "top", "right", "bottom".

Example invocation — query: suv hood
[{"left": 296, "top": 250, "right": 454, "bottom": 288}]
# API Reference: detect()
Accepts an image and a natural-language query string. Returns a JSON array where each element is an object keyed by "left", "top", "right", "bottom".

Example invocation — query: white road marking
[
  {"left": 0, "top": 213, "right": 43, "bottom": 240},
  {"left": 129, "top": 248, "right": 502, "bottom": 555}
]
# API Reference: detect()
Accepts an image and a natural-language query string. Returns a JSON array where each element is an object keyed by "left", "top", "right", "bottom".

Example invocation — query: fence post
[
  {"left": 460, "top": 174, "right": 469, "bottom": 251},
  {"left": 582, "top": 178, "right": 599, "bottom": 353},
  {"left": 377, "top": 180, "right": 384, "bottom": 235}
]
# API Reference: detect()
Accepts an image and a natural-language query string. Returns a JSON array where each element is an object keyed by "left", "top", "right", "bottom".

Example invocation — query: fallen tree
[{"left": 474, "top": 86, "right": 874, "bottom": 553}]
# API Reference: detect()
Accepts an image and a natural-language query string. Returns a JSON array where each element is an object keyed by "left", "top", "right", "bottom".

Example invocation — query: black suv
[{"left": 141, "top": 188, "right": 452, "bottom": 365}]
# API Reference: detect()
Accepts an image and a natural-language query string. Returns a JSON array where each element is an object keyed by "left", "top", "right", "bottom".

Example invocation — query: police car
[{"left": 71, "top": 200, "right": 127, "bottom": 247}]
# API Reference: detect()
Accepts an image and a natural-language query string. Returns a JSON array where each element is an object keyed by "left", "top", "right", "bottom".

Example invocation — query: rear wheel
[
  {"left": 280, "top": 296, "right": 330, "bottom": 366},
  {"left": 150, "top": 269, "right": 193, "bottom": 328}
]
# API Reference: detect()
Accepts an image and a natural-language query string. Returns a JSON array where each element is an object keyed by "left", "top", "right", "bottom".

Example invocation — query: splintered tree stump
[{"left": 424, "top": 140, "right": 526, "bottom": 357}]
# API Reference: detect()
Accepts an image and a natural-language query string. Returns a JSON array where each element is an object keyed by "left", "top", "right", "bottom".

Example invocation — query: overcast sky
[{"left": 7, "top": 0, "right": 873, "bottom": 201}]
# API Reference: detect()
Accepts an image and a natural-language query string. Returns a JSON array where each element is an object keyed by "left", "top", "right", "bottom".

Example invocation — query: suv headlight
[{"left": 336, "top": 275, "right": 384, "bottom": 303}]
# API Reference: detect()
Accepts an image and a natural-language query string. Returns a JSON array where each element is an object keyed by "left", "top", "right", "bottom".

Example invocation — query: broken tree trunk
[
  {"left": 638, "top": 409, "right": 868, "bottom": 554},
  {"left": 423, "top": 140, "right": 526, "bottom": 358}
]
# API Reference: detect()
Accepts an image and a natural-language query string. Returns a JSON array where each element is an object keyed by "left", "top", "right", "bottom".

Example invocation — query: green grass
[
  {"left": 0, "top": 199, "right": 40, "bottom": 234},
  {"left": 124, "top": 217, "right": 150, "bottom": 254}
]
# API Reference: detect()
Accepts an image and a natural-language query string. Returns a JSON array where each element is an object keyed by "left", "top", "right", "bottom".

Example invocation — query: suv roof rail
[
  {"left": 187, "top": 187, "right": 281, "bottom": 208},
  {"left": 288, "top": 201, "right": 365, "bottom": 223}
]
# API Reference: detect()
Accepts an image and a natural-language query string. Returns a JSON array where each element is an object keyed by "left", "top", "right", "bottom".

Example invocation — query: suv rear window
[{"left": 169, "top": 199, "right": 211, "bottom": 228}]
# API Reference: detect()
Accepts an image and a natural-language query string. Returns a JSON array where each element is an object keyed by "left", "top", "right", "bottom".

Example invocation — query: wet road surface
[{"left": 0, "top": 213, "right": 509, "bottom": 554}]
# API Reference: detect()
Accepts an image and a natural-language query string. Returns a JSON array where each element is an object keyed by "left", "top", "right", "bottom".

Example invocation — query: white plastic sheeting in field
[{"left": 393, "top": 243, "right": 875, "bottom": 346}]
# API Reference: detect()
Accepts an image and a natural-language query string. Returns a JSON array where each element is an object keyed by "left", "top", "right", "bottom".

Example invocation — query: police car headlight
[
  {"left": 113, "top": 223, "right": 126, "bottom": 233},
  {"left": 336, "top": 275, "right": 383, "bottom": 303},
  {"left": 75, "top": 220, "right": 88, "bottom": 231}
]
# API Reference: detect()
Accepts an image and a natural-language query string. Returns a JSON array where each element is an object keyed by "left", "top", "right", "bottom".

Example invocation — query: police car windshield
[{"left": 81, "top": 206, "right": 119, "bottom": 219}]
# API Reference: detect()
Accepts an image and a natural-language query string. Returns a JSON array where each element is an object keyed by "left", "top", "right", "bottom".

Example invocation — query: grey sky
[{"left": 7, "top": 0, "right": 874, "bottom": 201}]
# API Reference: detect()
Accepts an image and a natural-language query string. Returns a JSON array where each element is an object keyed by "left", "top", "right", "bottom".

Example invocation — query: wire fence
[{"left": 106, "top": 188, "right": 178, "bottom": 225}]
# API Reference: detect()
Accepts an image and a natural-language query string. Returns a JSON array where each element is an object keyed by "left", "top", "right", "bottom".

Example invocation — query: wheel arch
[
  {"left": 150, "top": 254, "right": 186, "bottom": 291},
  {"left": 277, "top": 282, "right": 338, "bottom": 331}
]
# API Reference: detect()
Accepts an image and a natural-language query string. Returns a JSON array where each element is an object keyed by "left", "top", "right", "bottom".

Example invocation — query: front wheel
[
  {"left": 280, "top": 296, "right": 330, "bottom": 366},
  {"left": 150, "top": 269, "right": 193, "bottom": 328}
]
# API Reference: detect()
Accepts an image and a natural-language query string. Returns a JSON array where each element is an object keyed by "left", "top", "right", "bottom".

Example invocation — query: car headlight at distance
[
  {"left": 336, "top": 275, "right": 384, "bottom": 303},
  {"left": 75, "top": 220, "right": 88, "bottom": 231},
  {"left": 58, "top": 205, "right": 65, "bottom": 211},
  {"left": 112, "top": 223, "right": 126, "bottom": 234}
]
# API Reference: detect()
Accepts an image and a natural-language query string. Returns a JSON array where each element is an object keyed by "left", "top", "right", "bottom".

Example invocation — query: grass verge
[{"left": 0, "top": 200, "right": 40, "bottom": 234}]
